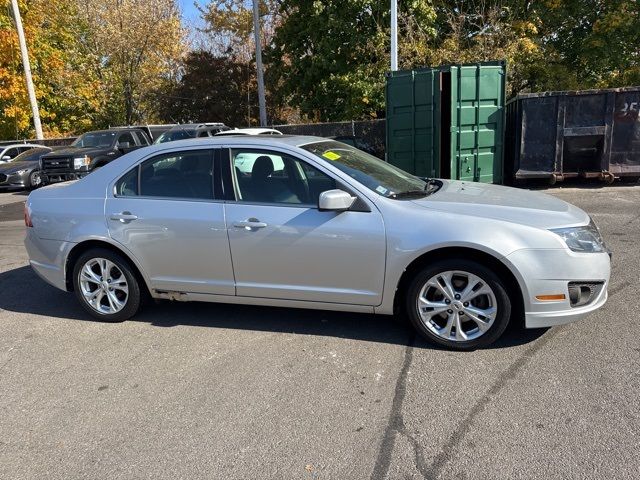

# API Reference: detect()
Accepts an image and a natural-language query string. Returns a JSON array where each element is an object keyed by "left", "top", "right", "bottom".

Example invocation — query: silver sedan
[{"left": 24, "top": 136, "right": 611, "bottom": 349}]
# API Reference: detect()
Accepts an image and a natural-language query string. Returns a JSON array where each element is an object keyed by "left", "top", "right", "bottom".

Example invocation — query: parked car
[
  {"left": 215, "top": 128, "right": 282, "bottom": 136},
  {"left": 111, "top": 124, "right": 177, "bottom": 143},
  {"left": 0, "top": 146, "right": 51, "bottom": 190},
  {"left": 154, "top": 123, "right": 229, "bottom": 144},
  {"left": 0, "top": 143, "right": 43, "bottom": 163},
  {"left": 40, "top": 127, "right": 151, "bottom": 184},
  {"left": 24, "top": 136, "right": 611, "bottom": 350}
]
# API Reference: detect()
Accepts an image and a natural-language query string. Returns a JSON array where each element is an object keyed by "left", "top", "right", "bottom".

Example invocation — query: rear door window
[
  {"left": 133, "top": 131, "right": 150, "bottom": 146},
  {"left": 141, "top": 150, "right": 214, "bottom": 200},
  {"left": 118, "top": 132, "right": 135, "bottom": 147}
]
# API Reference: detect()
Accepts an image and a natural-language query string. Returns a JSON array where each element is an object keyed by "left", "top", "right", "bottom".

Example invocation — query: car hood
[
  {"left": 0, "top": 160, "right": 35, "bottom": 174},
  {"left": 411, "top": 180, "right": 589, "bottom": 229},
  {"left": 42, "top": 146, "right": 111, "bottom": 157}
]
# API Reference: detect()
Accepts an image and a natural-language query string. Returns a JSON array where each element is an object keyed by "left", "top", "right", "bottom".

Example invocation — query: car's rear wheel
[
  {"left": 72, "top": 249, "right": 142, "bottom": 322},
  {"left": 406, "top": 259, "right": 511, "bottom": 350}
]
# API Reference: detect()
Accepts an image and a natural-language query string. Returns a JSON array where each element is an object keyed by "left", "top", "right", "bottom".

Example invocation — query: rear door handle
[
  {"left": 110, "top": 212, "right": 138, "bottom": 223},
  {"left": 233, "top": 218, "right": 267, "bottom": 230}
]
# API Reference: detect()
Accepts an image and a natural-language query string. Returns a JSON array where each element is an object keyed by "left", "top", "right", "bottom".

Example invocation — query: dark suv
[
  {"left": 40, "top": 128, "right": 151, "bottom": 183},
  {"left": 154, "top": 123, "right": 229, "bottom": 144}
]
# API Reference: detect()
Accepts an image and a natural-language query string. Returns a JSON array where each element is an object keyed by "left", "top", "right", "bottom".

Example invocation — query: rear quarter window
[{"left": 115, "top": 168, "right": 138, "bottom": 196}]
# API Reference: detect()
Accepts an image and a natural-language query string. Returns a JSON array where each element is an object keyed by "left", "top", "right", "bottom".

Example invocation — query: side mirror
[
  {"left": 2, "top": 155, "right": 11, "bottom": 161},
  {"left": 318, "top": 189, "right": 356, "bottom": 212},
  {"left": 119, "top": 141, "right": 131, "bottom": 150}
]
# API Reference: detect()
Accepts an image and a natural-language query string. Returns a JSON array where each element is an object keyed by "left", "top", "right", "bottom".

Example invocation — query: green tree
[
  {"left": 537, "top": 0, "right": 640, "bottom": 88},
  {"left": 197, "top": 0, "right": 286, "bottom": 124},
  {"left": 266, "top": 1, "right": 437, "bottom": 121},
  {"left": 157, "top": 50, "right": 258, "bottom": 126}
]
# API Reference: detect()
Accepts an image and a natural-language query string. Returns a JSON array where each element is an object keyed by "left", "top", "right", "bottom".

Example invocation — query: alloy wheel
[
  {"left": 416, "top": 270, "right": 498, "bottom": 342},
  {"left": 79, "top": 258, "right": 129, "bottom": 314},
  {"left": 30, "top": 171, "right": 42, "bottom": 188}
]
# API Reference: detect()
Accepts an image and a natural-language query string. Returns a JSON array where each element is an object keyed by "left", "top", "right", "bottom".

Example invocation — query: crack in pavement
[
  {"left": 425, "top": 280, "right": 627, "bottom": 478},
  {"left": 424, "top": 326, "right": 562, "bottom": 479},
  {"left": 371, "top": 280, "right": 625, "bottom": 480},
  {"left": 370, "top": 334, "right": 429, "bottom": 480}
]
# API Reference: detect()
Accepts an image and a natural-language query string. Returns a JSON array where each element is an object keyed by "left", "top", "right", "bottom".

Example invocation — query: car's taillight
[{"left": 24, "top": 203, "right": 33, "bottom": 227}]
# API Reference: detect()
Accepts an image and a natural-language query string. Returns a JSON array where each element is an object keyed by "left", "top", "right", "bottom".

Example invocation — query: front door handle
[
  {"left": 110, "top": 211, "right": 138, "bottom": 223},
  {"left": 233, "top": 218, "right": 267, "bottom": 230}
]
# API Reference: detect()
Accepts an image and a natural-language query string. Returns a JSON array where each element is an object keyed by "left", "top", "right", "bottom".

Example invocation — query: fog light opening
[{"left": 567, "top": 282, "right": 604, "bottom": 308}]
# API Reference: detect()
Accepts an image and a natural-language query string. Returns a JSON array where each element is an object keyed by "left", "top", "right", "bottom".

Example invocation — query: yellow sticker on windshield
[{"left": 322, "top": 151, "right": 341, "bottom": 161}]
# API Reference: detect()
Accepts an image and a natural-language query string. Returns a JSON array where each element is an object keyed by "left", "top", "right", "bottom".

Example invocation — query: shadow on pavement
[
  {"left": 0, "top": 188, "right": 29, "bottom": 195},
  {"left": 0, "top": 265, "right": 548, "bottom": 350}
]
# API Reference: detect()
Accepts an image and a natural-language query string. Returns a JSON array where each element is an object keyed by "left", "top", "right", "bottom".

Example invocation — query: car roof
[
  {"left": 215, "top": 128, "right": 282, "bottom": 136},
  {"left": 1, "top": 143, "right": 43, "bottom": 148},
  {"left": 166, "top": 123, "right": 226, "bottom": 130},
  {"left": 146, "top": 135, "right": 330, "bottom": 151},
  {"left": 80, "top": 130, "right": 120, "bottom": 135},
  {"left": 22, "top": 146, "right": 51, "bottom": 152},
  {"left": 83, "top": 128, "right": 149, "bottom": 135}
]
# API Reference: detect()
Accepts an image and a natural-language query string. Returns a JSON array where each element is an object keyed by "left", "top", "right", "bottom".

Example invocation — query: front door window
[{"left": 231, "top": 149, "right": 336, "bottom": 206}]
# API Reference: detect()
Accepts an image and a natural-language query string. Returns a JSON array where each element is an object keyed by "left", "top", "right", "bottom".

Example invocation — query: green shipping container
[{"left": 386, "top": 61, "right": 505, "bottom": 183}]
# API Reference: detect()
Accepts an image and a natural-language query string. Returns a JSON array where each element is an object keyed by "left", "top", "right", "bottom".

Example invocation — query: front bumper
[
  {"left": 505, "top": 248, "right": 611, "bottom": 329},
  {"left": 42, "top": 171, "right": 87, "bottom": 184},
  {"left": 0, "top": 171, "right": 28, "bottom": 187}
]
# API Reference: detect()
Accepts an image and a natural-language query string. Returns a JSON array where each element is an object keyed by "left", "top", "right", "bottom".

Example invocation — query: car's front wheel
[
  {"left": 406, "top": 259, "right": 511, "bottom": 350},
  {"left": 72, "top": 248, "right": 142, "bottom": 322},
  {"left": 27, "top": 170, "right": 43, "bottom": 190}
]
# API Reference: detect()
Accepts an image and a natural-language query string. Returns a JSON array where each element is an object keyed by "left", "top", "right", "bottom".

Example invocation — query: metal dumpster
[
  {"left": 505, "top": 87, "right": 640, "bottom": 184},
  {"left": 386, "top": 61, "right": 505, "bottom": 183}
]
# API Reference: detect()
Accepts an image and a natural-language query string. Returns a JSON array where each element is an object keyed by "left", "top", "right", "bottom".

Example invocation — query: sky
[{"left": 178, "top": 0, "right": 203, "bottom": 24}]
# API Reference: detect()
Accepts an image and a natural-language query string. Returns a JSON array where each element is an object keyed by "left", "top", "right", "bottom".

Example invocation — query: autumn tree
[
  {"left": 77, "top": 0, "right": 186, "bottom": 126},
  {"left": 191, "top": 0, "right": 285, "bottom": 124},
  {"left": 0, "top": 0, "right": 101, "bottom": 139}
]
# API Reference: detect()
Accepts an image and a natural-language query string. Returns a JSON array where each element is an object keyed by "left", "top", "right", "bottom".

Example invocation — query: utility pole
[
  {"left": 390, "top": 0, "right": 398, "bottom": 71},
  {"left": 10, "top": 0, "right": 43, "bottom": 139},
  {"left": 252, "top": 0, "right": 267, "bottom": 127}
]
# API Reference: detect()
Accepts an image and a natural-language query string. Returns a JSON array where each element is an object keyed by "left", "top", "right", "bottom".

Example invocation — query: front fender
[{"left": 375, "top": 202, "right": 561, "bottom": 314}]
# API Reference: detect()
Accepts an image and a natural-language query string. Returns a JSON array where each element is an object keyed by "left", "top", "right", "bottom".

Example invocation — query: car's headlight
[
  {"left": 15, "top": 169, "right": 29, "bottom": 175},
  {"left": 73, "top": 155, "right": 91, "bottom": 169},
  {"left": 550, "top": 220, "right": 606, "bottom": 253}
]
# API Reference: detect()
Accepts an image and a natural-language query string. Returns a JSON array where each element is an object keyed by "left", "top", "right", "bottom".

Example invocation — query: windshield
[
  {"left": 300, "top": 140, "right": 428, "bottom": 198},
  {"left": 72, "top": 132, "right": 117, "bottom": 148},
  {"left": 9, "top": 148, "right": 47, "bottom": 162},
  {"left": 155, "top": 129, "right": 196, "bottom": 144}
]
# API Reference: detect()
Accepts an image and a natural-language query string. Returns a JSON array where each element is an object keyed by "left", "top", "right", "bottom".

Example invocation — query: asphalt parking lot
[{"left": 1, "top": 184, "right": 638, "bottom": 479}]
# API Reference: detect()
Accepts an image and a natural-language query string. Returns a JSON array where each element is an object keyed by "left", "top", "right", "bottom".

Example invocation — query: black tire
[
  {"left": 72, "top": 248, "right": 142, "bottom": 322},
  {"left": 405, "top": 259, "right": 511, "bottom": 350},
  {"left": 27, "top": 170, "right": 43, "bottom": 190}
]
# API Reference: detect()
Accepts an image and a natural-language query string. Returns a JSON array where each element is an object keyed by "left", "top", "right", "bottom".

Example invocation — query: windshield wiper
[
  {"left": 389, "top": 190, "right": 428, "bottom": 199},
  {"left": 423, "top": 178, "right": 442, "bottom": 196},
  {"left": 389, "top": 179, "right": 443, "bottom": 199}
]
